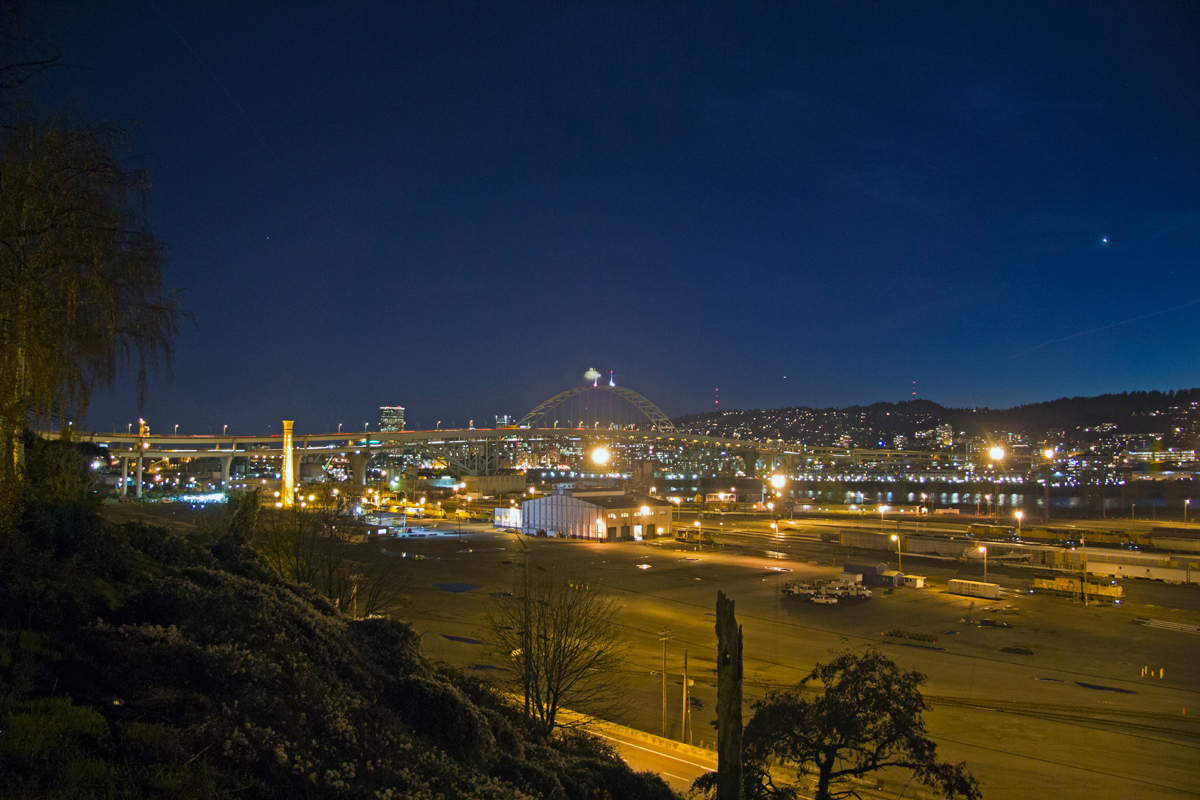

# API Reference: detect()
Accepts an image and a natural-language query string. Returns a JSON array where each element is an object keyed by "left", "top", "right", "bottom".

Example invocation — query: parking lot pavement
[{"left": 366, "top": 530, "right": 1200, "bottom": 799}]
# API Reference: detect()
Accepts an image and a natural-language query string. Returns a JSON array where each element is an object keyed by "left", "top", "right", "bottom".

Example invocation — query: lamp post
[
  {"left": 1015, "top": 510, "right": 1024, "bottom": 538},
  {"left": 1186, "top": 499, "right": 1191, "bottom": 525},
  {"left": 891, "top": 533, "right": 902, "bottom": 573},
  {"left": 1043, "top": 448, "right": 1055, "bottom": 523},
  {"left": 988, "top": 446, "right": 1005, "bottom": 517},
  {"left": 979, "top": 545, "right": 988, "bottom": 583}
]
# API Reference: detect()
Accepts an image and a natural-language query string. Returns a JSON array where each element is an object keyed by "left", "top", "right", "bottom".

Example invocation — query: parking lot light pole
[
  {"left": 979, "top": 546, "right": 988, "bottom": 582},
  {"left": 891, "top": 533, "right": 902, "bottom": 573}
]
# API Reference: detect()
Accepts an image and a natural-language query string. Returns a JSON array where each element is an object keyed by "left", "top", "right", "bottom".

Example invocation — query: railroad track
[{"left": 929, "top": 695, "right": 1200, "bottom": 741}]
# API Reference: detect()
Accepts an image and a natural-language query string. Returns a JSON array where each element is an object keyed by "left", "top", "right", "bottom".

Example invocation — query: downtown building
[{"left": 379, "top": 406, "right": 405, "bottom": 432}]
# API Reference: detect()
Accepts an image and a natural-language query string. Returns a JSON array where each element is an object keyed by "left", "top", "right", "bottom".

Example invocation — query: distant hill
[{"left": 673, "top": 389, "right": 1200, "bottom": 449}]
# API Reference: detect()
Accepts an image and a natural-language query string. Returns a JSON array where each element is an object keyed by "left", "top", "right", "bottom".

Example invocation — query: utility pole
[
  {"left": 716, "top": 591, "right": 743, "bottom": 800},
  {"left": 659, "top": 630, "right": 673, "bottom": 737},
  {"left": 1081, "top": 534, "right": 1088, "bottom": 607},
  {"left": 681, "top": 649, "right": 689, "bottom": 744}
]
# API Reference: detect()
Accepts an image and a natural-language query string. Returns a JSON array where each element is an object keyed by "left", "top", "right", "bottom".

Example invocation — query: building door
[
  {"left": 621, "top": 525, "right": 631, "bottom": 540},
  {"left": 607, "top": 526, "right": 617, "bottom": 542}
]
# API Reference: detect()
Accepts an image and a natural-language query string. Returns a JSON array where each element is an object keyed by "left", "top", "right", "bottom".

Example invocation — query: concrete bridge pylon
[
  {"left": 282, "top": 421, "right": 295, "bottom": 505},
  {"left": 347, "top": 448, "right": 372, "bottom": 486}
]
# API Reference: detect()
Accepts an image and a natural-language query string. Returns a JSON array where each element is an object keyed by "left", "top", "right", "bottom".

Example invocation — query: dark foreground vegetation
[{"left": 0, "top": 435, "right": 675, "bottom": 799}]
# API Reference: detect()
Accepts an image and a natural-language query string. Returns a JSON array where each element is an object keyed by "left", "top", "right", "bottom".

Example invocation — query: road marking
[{"left": 593, "top": 733, "right": 715, "bottom": 770}]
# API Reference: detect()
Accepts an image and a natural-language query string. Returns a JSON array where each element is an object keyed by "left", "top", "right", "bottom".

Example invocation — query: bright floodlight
[
  {"left": 989, "top": 446, "right": 1005, "bottom": 460},
  {"left": 1015, "top": 511, "right": 1024, "bottom": 520},
  {"left": 769, "top": 474, "right": 786, "bottom": 489},
  {"left": 592, "top": 447, "right": 610, "bottom": 465},
  {"left": 640, "top": 505, "right": 650, "bottom": 516},
  {"left": 1044, "top": 448, "right": 1056, "bottom": 459}
]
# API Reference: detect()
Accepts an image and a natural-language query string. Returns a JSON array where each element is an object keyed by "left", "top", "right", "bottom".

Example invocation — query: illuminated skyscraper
[{"left": 380, "top": 406, "right": 405, "bottom": 432}]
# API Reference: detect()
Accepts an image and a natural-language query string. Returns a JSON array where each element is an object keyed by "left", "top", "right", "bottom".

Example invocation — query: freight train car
[
  {"left": 948, "top": 579, "right": 1001, "bottom": 599},
  {"left": 1031, "top": 573, "right": 1123, "bottom": 599},
  {"left": 967, "top": 523, "right": 1016, "bottom": 540}
]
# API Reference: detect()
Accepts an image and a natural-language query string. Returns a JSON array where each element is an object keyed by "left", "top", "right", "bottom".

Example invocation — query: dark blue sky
[{"left": 36, "top": 1, "right": 1200, "bottom": 433}]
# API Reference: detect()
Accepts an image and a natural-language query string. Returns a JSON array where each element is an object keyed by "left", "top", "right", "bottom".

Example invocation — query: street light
[
  {"left": 174, "top": 424, "right": 179, "bottom": 435},
  {"left": 1040, "top": 448, "right": 1056, "bottom": 522},
  {"left": 1014, "top": 510, "right": 1024, "bottom": 537},
  {"left": 891, "top": 533, "right": 902, "bottom": 573},
  {"left": 1186, "top": 499, "right": 1191, "bottom": 525},
  {"left": 592, "top": 447, "right": 610, "bottom": 466},
  {"left": 979, "top": 545, "right": 988, "bottom": 582}
]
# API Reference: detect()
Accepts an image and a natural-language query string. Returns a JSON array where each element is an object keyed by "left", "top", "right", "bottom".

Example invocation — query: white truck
[{"left": 782, "top": 581, "right": 818, "bottom": 597}]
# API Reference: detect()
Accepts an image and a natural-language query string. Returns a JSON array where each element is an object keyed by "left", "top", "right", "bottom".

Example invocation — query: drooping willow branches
[{"left": 0, "top": 119, "right": 188, "bottom": 479}]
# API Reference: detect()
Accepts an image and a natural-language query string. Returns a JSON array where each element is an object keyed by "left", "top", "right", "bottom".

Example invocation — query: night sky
[{"left": 34, "top": 2, "right": 1200, "bottom": 434}]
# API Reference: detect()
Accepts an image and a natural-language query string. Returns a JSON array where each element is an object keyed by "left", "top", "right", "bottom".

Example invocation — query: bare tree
[
  {"left": 486, "top": 568, "right": 629, "bottom": 737},
  {"left": 253, "top": 487, "right": 407, "bottom": 617}
]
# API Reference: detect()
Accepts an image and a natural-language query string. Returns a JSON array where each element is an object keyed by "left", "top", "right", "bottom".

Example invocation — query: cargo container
[{"left": 948, "top": 579, "right": 1001, "bottom": 599}]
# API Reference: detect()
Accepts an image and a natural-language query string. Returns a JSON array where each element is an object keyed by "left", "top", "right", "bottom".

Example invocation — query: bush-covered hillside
[{"left": 0, "top": 435, "right": 675, "bottom": 800}]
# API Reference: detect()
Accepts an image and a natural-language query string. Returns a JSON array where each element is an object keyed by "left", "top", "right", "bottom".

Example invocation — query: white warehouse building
[{"left": 520, "top": 491, "right": 673, "bottom": 542}]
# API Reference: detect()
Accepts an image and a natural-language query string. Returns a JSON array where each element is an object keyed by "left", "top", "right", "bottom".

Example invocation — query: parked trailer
[
  {"left": 948, "top": 579, "right": 1001, "bottom": 599},
  {"left": 1032, "top": 574, "right": 1124, "bottom": 599}
]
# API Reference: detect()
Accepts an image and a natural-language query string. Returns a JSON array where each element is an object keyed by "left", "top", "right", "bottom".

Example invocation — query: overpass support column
[
  {"left": 740, "top": 449, "right": 760, "bottom": 479},
  {"left": 219, "top": 455, "right": 233, "bottom": 489},
  {"left": 135, "top": 454, "right": 143, "bottom": 499},
  {"left": 120, "top": 457, "right": 128, "bottom": 497},
  {"left": 281, "top": 421, "right": 295, "bottom": 506},
  {"left": 348, "top": 450, "right": 370, "bottom": 487}
]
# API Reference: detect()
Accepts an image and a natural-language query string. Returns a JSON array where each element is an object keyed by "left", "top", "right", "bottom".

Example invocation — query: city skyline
[{"left": 26, "top": 2, "right": 1200, "bottom": 432}]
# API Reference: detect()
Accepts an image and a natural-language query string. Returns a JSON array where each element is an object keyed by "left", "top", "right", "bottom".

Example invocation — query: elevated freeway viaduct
[{"left": 48, "top": 384, "right": 804, "bottom": 503}]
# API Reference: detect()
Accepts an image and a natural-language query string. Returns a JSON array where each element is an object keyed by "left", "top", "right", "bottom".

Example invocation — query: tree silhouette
[
  {"left": 486, "top": 568, "right": 628, "bottom": 737},
  {"left": 696, "top": 649, "right": 980, "bottom": 800}
]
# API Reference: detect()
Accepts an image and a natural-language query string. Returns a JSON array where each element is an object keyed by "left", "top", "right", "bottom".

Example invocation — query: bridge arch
[{"left": 519, "top": 385, "right": 677, "bottom": 432}]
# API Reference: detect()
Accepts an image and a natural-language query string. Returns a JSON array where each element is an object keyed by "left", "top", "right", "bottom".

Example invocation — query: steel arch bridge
[{"left": 518, "top": 385, "right": 677, "bottom": 432}]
